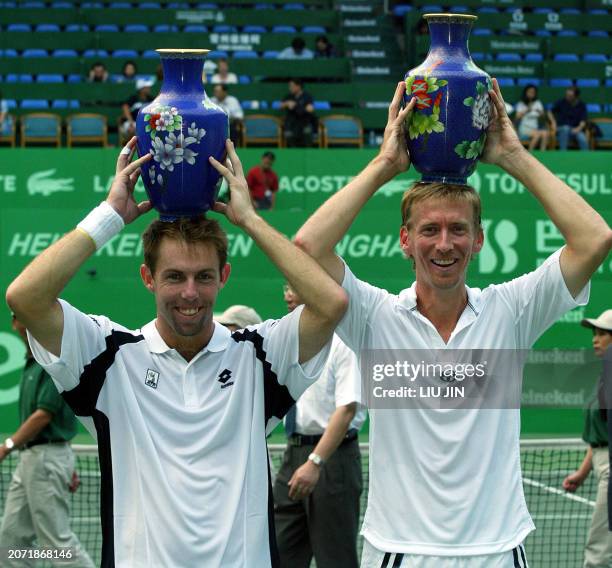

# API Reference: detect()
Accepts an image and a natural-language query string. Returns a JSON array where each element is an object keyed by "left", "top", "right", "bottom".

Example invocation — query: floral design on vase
[
  {"left": 454, "top": 78, "right": 492, "bottom": 160},
  {"left": 144, "top": 104, "right": 207, "bottom": 188}
]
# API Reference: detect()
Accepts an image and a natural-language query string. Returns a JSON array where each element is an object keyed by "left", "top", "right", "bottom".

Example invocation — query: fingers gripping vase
[
  {"left": 403, "top": 14, "right": 491, "bottom": 185},
  {"left": 136, "top": 49, "right": 228, "bottom": 220}
]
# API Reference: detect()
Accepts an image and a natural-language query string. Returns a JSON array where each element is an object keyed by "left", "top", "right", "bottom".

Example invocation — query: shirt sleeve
[
  {"left": 493, "top": 247, "right": 590, "bottom": 348},
  {"left": 330, "top": 338, "right": 362, "bottom": 408},
  {"left": 336, "top": 258, "right": 389, "bottom": 354}
]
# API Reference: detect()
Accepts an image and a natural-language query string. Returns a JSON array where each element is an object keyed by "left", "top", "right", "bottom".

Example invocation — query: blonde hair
[{"left": 400, "top": 182, "right": 482, "bottom": 229}]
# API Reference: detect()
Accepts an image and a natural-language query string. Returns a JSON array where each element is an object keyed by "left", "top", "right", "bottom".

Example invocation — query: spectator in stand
[
  {"left": 246, "top": 151, "right": 279, "bottom": 210},
  {"left": 87, "top": 61, "right": 109, "bottom": 83},
  {"left": 116, "top": 60, "right": 138, "bottom": 83},
  {"left": 212, "top": 84, "right": 244, "bottom": 146},
  {"left": 211, "top": 58, "right": 238, "bottom": 85},
  {"left": 216, "top": 305, "right": 262, "bottom": 332},
  {"left": 278, "top": 37, "right": 314, "bottom": 60},
  {"left": 0, "top": 91, "right": 12, "bottom": 136},
  {"left": 514, "top": 84, "right": 550, "bottom": 151},
  {"left": 120, "top": 78, "right": 154, "bottom": 139},
  {"left": 281, "top": 78, "right": 315, "bottom": 147},
  {"left": 314, "top": 35, "right": 336, "bottom": 58},
  {"left": 550, "top": 86, "right": 589, "bottom": 151}
]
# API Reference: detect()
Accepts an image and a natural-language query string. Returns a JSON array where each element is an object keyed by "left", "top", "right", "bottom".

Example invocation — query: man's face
[
  {"left": 565, "top": 88, "right": 576, "bottom": 103},
  {"left": 140, "top": 238, "right": 230, "bottom": 345},
  {"left": 214, "top": 86, "right": 225, "bottom": 101},
  {"left": 593, "top": 328, "right": 612, "bottom": 358},
  {"left": 261, "top": 156, "right": 273, "bottom": 170},
  {"left": 283, "top": 284, "right": 300, "bottom": 313},
  {"left": 399, "top": 198, "right": 483, "bottom": 293},
  {"left": 288, "top": 81, "right": 299, "bottom": 95}
]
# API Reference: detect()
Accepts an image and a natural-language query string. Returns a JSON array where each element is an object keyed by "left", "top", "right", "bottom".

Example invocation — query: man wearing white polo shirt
[
  {"left": 6, "top": 138, "right": 348, "bottom": 568},
  {"left": 295, "top": 80, "right": 612, "bottom": 567}
]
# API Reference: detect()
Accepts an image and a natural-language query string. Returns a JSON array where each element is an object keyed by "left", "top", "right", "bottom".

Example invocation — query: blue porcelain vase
[
  {"left": 136, "top": 49, "right": 228, "bottom": 220},
  {"left": 403, "top": 14, "right": 491, "bottom": 185}
]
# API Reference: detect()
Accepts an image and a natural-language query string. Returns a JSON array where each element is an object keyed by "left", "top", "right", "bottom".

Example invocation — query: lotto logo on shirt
[{"left": 144, "top": 369, "right": 160, "bottom": 389}]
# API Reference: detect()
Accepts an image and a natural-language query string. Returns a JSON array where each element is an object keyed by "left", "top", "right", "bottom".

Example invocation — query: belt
[
  {"left": 23, "top": 439, "right": 68, "bottom": 450},
  {"left": 288, "top": 428, "right": 358, "bottom": 447},
  {"left": 591, "top": 443, "right": 609, "bottom": 448}
]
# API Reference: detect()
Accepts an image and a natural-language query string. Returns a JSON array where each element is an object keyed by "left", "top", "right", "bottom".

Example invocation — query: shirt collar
[
  {"left": 397, "top": 281, "right": 483, "bottom": 315},
  {"left": 140, "top": 320, "right": 230, "bottom": 355}
]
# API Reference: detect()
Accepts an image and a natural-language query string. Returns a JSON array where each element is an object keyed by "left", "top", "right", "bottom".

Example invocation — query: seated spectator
[
  {"left": 514, "top": 84, "right": 550, "bottom": 151},
  {"left": 551, "top": 86, "right": 589, "bottom": 151},
  {"left": 280, "top": 78, "right": 315, "bottom": 147},
  {"left": 314, "top": 35, "right": 336, "bottom": 58},
  {"left": 278, "top": 37, "right": 314, "bottom": 60},
  {"left": 0, "top": 91, "right": 12, "bottom": 136},
  {"left": 246, "top": 151, "right": 279, "bottom": 210},
  {"left": 120, "top": 78, "right": 154, "bottom": 139},
  {"left": 211, "top": 84, "right": 244, "bottom": 146},
  {"left": 88, "top": 61, "right": 109, "bottom": 83},
  {"left": 117, "top": 60, "right": 138, "bottom": 83},
  {"left": 201, "top": 60, "right": 218, "bottom": 84},
  {"left": 211, "top": 58, "right": 238, "bottom": 84}
]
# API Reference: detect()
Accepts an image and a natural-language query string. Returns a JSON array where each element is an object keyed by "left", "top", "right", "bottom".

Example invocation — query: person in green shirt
[
  {"left": 562, "top": 309, "right": 612, "bottom": 568},
  {"left": 0, "top": 314, "right": 93, "bottom": 567}
]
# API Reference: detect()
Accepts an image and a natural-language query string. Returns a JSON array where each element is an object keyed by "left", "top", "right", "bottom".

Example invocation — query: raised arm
[
  {"left": 210, "top": 141, "right": 347, "bottom": 363},
  {"left": 483, "top": 79, "right": 612, "bottom": 298},
  {"left": 5, "top": 138, "right": 152, "bottom": 356},
  {"left": 294, "top": 82, "right": 415, "bottom": 283}
]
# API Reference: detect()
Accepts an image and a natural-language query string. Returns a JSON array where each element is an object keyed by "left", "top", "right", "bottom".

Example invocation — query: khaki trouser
[
  {"left": 0, "top": 444, "right": 93, "bottom": 567},
  {"left": 584, "top": 447, "right": 612, "bottom": 568}
]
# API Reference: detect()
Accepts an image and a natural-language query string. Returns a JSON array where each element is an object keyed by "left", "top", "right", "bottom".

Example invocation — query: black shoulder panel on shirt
[
  {"left": 231, "top": 328, "right": 295, "bottom": 423},
  {"left": 62, "top": 331, "right": 145, "bottom": 417}
]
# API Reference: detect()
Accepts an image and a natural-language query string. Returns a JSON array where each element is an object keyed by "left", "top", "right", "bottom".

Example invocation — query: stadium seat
[
  {"left": 83, "top": 49, "right": 109, "bottom": 58},
  {"left": 143, "top": 50, "right": 159, "bottom": 58},
  {"left": 560, "top": 8, "right": 581, "bottom": 14},
  {"left": 476, "top": 6, "right": 499, "bottom": 13},
  {"left": 473, "top": 28, "right": 493, "bottom": 36},
  {"left": 241, "top": 100, "right": 268, "bottom": 110},
  {"left": 272, "top": 25, "right": 297, "bottom": 34},
  {"left": 497, "top": 53, "right": 521, "bottom": 62},
  {"left": 238, "top": 75, "right": 251, "bottom": 84},
  {"left": 576, "top": 78, "right": 600, "bottom": 88},
  {"left": 20, "top": 113, "right": 61, "bottom": 147},
  {"left": 421, "top": 5, "right": 443, "bottom": 13},
  {"left": 313, "top": 101, "right": 331, "bottom": 110},
  {"left": 23, "top": 49, "right": 49, "bottom": 58},
  {"left": 207, "top": 50, "right": 229, "bottom": 60},
  {"left": 284, "top": 2, "right": 305, "bottom": 8},
  {"left": 517, "top": 78, "right": 541, "bottom": 86},
  {"left": 495, "top": 78, "right": 515, "bottom": 87},
  {"left": 168, "top": 1, "right": 189, "bottom": 7},
  {"left": 584, "top": 54, "right": 607, "bottom": 63},
  {"left": 533, "top": 7, "right": 552, "bottom": 13},
  {"left": 213, "top": 25, "right": 238, "bottom": 33},
  {"left": 67, "top": 74, "right": 83, "bottom": 83},
  {"left": 35, "top": 24, "right": 60, "bottom": 32},
  {"left": 124, "top": 24, "right": 149, "bottom": 33},
  {"left": 95, "top": 24, "right": 120, "bottom": 32},
  {"left": 319, "top": 115, "right": 363, "bottom": 148},
  {"left": 605, "top": 79, "right": 612, "bottom": 87},
  {"left": 0, "top": 113, "right": 16, "bottom": 147},
  {"left": 534, "top": 30, "right": 552, "bottom": 37},
  {"left": 553, "top": 53, "right": 579, "bottom": 62},
  {"left": 549, "top": 78, "right": 573, "bottom": 88},
  {"left": 588, "top": 30, "right": 608, "bottom": 37},
  {"left": 271, "top": 101, "right": 282, "bottom": 110},
  {"left": 21, "top": 0, "right": 44, "bottom": 6},
  {"left": 0, "top": 49, "right": 18, "bottom": 57},
  {"left": 452, "top": 5, "right": 469, "bottom": 13},
  {"left": 183, "top": 24, "right": 207, "bottom": 33},
  {"left": 66, "top": 24, "right": 90, "bottom": 32},
  {"left": 243, "top": 25, "right": 267, "bottom": 33},
  {"left": 140, "top": 1, "right": 160, "bottom": 7},
  {"left": 263, "top": 51, "right": 280, "bottom": 59},
  {"left": 66, "top": 113, "right": 108, "bottom": 146},
  {"left": 587, "top": 103, "right": 602, "bottom": 113},
  {"left": 524, "top": 53, "right": 543, "bottom": 62},
  {"left": 21, "top": 99, "right": 50, "bottom": 109},
  {"left": 51, "top": 100, "right": 80, "bottom": 109},
  {"left": 81, "top": 2, "right": 102, "bottom": 6},
  {"left": 37, "top": 74, "right": 64, "bottom": 83},
  {"left": 196, "top": 2, "right": 218, "bottom": 7},
  {"left": 242, "top": 115, "right": 283, "bottom": 147},
  {"left": 154, "top": 24, "right": 179, "bottom": 32},
  {"left": 6, "top": 74, "right": 34, "bottom": 83},
  {"left": 112, "top": 49, "right": 139, "bottom": 58},
  {"left": 3, "top": 99, "right": 17, "bottom": 109},
  {"left": 52, "top": 49, "right": 79, "bottom": 58},
  {"left": 588, "top": 8, "right": 607, "bottom": 14},
  {"left": 392, "top": 5, "right": 413, "bottom": 16},
  {"left": 50, "top": 1, "right": 72, "bottom": 6},
  {"left": 233, "top": 51, "right": 258, "bottom": 59},
  {"left": 558, "top": 30, "right": 578, "bottom": 37},
  {"left": 254, "top": 3, "right": 273, "bottom": 9},
  {"left": 109, "top": 1, "right": 132, "bottom": 7},
  {"left": 302, "top": 26, "right": 326, "bottom": 34}
]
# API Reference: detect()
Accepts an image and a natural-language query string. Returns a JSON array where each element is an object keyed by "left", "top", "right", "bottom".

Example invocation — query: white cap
[
  {"left": 136, "top": 77, "right": 154, "bottom": 90},
  {"left": 216, "top": 305, "right": 262, "bottom": 329},
  {"left": 581, "top": 309, "right": 612, "bottom": 332}
]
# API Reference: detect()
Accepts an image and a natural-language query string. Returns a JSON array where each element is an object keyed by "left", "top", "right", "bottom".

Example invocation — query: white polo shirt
[
  {"left": 29, "top": 299, "right": 330, "bottom": 568},
  {"left": 337, "top": 248, "right": 589, "bottom": 556},
  {"left": 293, "top": 334, "right": 367, "bottom": 435}
]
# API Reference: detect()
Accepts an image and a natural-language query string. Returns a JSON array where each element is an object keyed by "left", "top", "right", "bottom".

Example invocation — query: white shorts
[{"left": 360, "top": 539, "right": 529, "bottom": 568}]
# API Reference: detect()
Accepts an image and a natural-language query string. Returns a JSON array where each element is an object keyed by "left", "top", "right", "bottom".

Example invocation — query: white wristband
[{"left": 77, "top": 202, "right": 125, "bottom": 250}]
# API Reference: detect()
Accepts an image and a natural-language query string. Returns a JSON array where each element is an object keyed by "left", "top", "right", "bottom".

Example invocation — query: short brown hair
[
  {"left": 142, "top": 216, "right": 228, "bottom": 274},
  {"left": 400, "top": 182, "right": 482, "bottom": 229}
]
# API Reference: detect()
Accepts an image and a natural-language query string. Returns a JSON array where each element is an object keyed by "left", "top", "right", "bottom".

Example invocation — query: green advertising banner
[{"left": 0, "top": 149, "right": 610, "bottom": 435}]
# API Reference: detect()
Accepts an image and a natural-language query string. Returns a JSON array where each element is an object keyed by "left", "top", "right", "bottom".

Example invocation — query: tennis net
[{"left": 0, "top": 439, "right": 597, "bottom": 566}]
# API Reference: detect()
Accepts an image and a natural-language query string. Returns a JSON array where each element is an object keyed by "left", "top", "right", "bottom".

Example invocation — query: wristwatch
[
  {"left": 4, "top": 437, "right": 15, "bottom": 452},
  {"left": 308, "top": 452, "right": 324, "bottom": 466}
]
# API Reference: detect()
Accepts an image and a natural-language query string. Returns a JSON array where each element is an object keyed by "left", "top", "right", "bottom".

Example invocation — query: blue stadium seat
[
  {"left": 452, "top": 5, "right": 469, "bottom": 13},
  {"left": 271, "top": 101, "right": 282, "bottom": 110},
  {"left": 233, "top": 50, "right": 258, "bottom": 59},
  {"left": 21, "top": 0, "right": 44, "bottom": 6},
  {"left": 576, "top": 78, "right": 600, "bottom": 88},
  {"left": 495, "top": 77, "right": 515, "bottom": 87},
  {"left": 21, "top": 99, "right": 49, "bottom": 109},
  {"left": 52, "top": 99, "right": 80, "bottom": 109},
  {"left": 36, "top": 24, "right": 61, "bottom": 32},
  {"left": 95, "top": 24, "right": 120, "bottom": 32},
  {"left": 183, "top": 24, "right": 207, "bottom": 32},
  {"left": 393, "top": 5, "right": 413, "bottom": 16},
  {"left": 476, "top": 6, "right": 499, "bottom": 13},
  {"left": 533, "top": 7, "right": 552, "bottom": 13},
  {"left": 196, "top": 2, "right": 217, "bottom": 7},
  {"left": 584, "top": 54, "right": 607, "bottom": 62},
  {"left": 81, "top": 1, "right": 102, "bottom": 6},
  {"left": 238, "top": 75, "right": 251, "bottom": 84},
  {"left": 421, "top": 5, "right": 443, "bottom": 13},
  {"left": 213, "top": 25, "right": 238, "bottom": 33},
  {"left": 124, "top": 24, "right": 149, "bottom": 33},
  {"left": 242, "top": 101, "right": 268, "bottom": 110},
  {"left": 517, "top": 77, "right": 541, "bottom": 86},
  {"left": 0, "top": 49, "right": 18, "bottom": 57},
  {"left": 302, "top": 25, "right": 325, "bottom": 33},
  {"left": 558, "top": 30, "right": 578, "bottom": 37},
  {"left": 272, "top": 25, "right": 297, "bottom": 33},
  {"left": 284, "top": 2, "right": 304, "bottom": 8},
  {"left": 524, "top": 53, "right": 543, "bottom": 62},
  {"left": 4, "top": 99, "right": 17, "bottom": 109},
  {"left": 6, "top": 74, "right": 33, "bottom": 83},
  {"left": 497, "top": 53, "right": 521, "bottom": 62},
  {"left": 554, "top": 53, "right": 579, "bottom": 62},
  {"left": 263, "top": 50, "right": 280, "bottom": 59},
  {"left": 313, "top": 101, "right": 331, "bottom": 110},
  {"left": 52, "top": 49, "right": 78, "bottom": 58},
  {"left": 588, "top": 8, "right": 607, "bottom": 14},
  {"left": 154, "top": 24, "right": 179, "bottom": 32},
  {"left": 472, "top": 28, "right": 492, "bottom": 36},
  {"left": 588, "top": 30, "right": 608, "bottom": 37},
  {"left": 254, "top": 2, "right": 273, "bottom": 8},
  {"left": 67, "top": 74, "right": 83, "bottom": 83},
  {"left": 243, "top": 25, "right": 266, "bottom": 33},
  {"left": 560, "top": 8, "right": 581, "bottom": 14},
  {"left": 37, "top": 74, "right": 64, "bottom": 83},
  {"left": 142, "top": 50, "right": 159, "bottom": 58},
  {"left": 7, "top": 24, "right": 32, "bottom": 32},
  {"left": 587, "top": 103, "right": 602, "bottom": 113},
  {"left": 470, "top": 52, "right": 490, "bottom": 62},
  {"left": 51, "top": 3, "right": 73, "bottom": 9},
  {"left": 140, "top": 1, "right": 160, "bottom": 7},
  {"left": 534, "top": 29, "right": 552, "bottom": 37},
  {"left": 23, "top": 49, "right": 49, "bottom": 57},
  {"left": 207, "top": 50, "right": 229, "bottom": 60},
  {"left": 66, "top": 24, "right": 90, "bottom": 32},
  {"left": 109, "top": 1, "right": 132, "bottom": 7},
  {"left": 112, "top": 49, "right": 139, "bottom": 58},
  {"left": 167, "top": 1, "right": 189, "bottom": 7},
  {"left": 83, "top": 49, "right": 109, "bottom": 58},
  {"left": 549, "top": 78, "right": 573, "bottom": 88}
]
